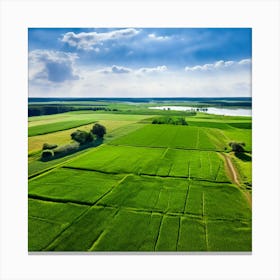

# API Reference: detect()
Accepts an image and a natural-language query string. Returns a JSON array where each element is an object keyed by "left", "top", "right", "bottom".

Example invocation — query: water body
[{"left": 149, "top": 106, "right": 252, "bottom": 117}]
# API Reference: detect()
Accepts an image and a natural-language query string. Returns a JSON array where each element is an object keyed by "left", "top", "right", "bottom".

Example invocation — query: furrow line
[
  {"left": 153, "top": 215, "right": 164, "bottom": 251},
  {"left": 202, "top": 192, "right": 209, "bottom": 251},
  {"left": 183, "top": 182, "right": 190, "bottom": 214},
  {"left": 93, "top": 174, "right": 130, "bottom": 205},
  {"left": 176, "top": 217, "right": 181, "bottom": 251}
]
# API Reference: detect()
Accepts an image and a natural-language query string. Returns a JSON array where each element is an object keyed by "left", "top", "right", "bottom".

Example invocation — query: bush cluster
[
  {"left": 152, "top": 116, "right": 188, "bottom": 126},
  {"left": 42, "top": 143, "right": 58, "bottom": 150},
  {"left": 40, "top": 123, "right": 107, "bottom": 161},
  {"left": 229, "top": 142, "right": 246, "bottom": 153},
  {"left": 71, "top": 130, "right": 93, "bottom": 145}
]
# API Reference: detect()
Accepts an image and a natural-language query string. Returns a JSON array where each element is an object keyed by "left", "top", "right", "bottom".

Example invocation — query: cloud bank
[
  {"left": 61, "top": 28, "right": 140, "bottom": 50},
  {"left": 185, "top": 59, "right": 251, "bottom": 72},
  {"left": 29, "top": 50, "right": 79, "bottom": 83}
]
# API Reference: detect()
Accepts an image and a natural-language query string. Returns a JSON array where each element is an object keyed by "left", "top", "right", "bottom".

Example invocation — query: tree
[
  {"left": 42, "top": 143, "right": 58, "bottom": 150},
  {"left": 229, "top": 142, "right": 245, "bottom": 153},
  {"left": 71, "top": 130, "right": 93, "bottom": 145},
  {"left": 91, "top": 123, "right": 106, "bottom": 139},
  {"left": 41, "top": 149, "right": 54, "bottom": 160}
]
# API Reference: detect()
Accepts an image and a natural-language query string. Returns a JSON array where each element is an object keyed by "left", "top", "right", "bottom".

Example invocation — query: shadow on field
[
  {"left": 41, "top": 138, "right": 103, "bottom": 162},
  {"left": 234, "top": 152, "right": 251, "bottom": 162}
]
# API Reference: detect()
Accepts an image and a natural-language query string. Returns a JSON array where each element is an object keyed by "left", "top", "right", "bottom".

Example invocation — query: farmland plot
[
  {"left": 65, "top": 145, "right": 229, "bottom": 182},
  {"left": 29, "top": 168, "right": 125, "bottom": 204},
  {"left": 29, "top": 172, "right": 251, "bottom": 251},
  {"left": 110, "top": 124, "right": 219, "bottom": 150},
  {"left": 28, "top": 111, "right": 251, "bottom": 252},
  {"left": 28, "top": 112, "right": 152, "bottom": 136}
]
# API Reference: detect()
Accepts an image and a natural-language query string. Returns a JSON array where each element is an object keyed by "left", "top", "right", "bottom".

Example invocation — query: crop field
[
  {"left": 28, "top": 112, "right": 152, "bottom": 136},
  {"left": 28, "top": 169, "right": 251, "bottom": 251},
  {"left": 28, "top": 119, "right": 142, "bottom": 155},
  {"left": 28, "top": 103, "right": 252, "bottom": 252},
  {"left": 64, "top": 145, "right": 229, "bottom": 182}
]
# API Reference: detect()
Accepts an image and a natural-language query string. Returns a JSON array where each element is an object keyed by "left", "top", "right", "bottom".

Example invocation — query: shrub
[
  {"left": 152, "top": 116, "right": 188, "bottom": 126},
  {"left": 91, "top": 123, "right": 106, "bottom": 139},
  {"left": 53, "top": 143, "right": 79, "bottom": 156},
  {"left": 71, "top": 130, "right": 93, "bottom": 145},
  {"left": 42, "top": 143, "right": 58, "bottom": 150},
  {"left": 229, "top": 142, "right": 245, "bottom": 153},
  {"left": 41, "top": 149, "right": 54, "bottom": 159}
]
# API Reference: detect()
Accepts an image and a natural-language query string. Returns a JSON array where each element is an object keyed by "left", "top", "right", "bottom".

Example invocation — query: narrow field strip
[
  {"left": 62, "top": 165, "right": 230, "bottom": 184},
  {"left": 30, "top": 194, "right": 251, "bottom": 224},
  {"left": 108, "top": 143, "right": 222, "bottom": 152}
]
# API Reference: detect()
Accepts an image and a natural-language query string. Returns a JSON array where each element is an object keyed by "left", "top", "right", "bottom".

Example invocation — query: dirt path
[
  {"left": 222, "top": 153, "right": 252, "bottom": 209},
  {"left": 223, "top": 153, "right": 240, "bottom": 186}
]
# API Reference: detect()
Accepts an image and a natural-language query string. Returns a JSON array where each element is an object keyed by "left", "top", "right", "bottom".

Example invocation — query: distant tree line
[
  {"left": 28, "top": 105, "right": 118, "bottom": 117},
  {"left": 41, "top": 123, "right": 106, "bottom": 161},
  {"left": 152, "top": 116, "right": 188, "bottom": 126}
]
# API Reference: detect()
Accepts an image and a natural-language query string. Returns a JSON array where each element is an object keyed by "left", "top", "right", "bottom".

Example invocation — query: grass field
[
  {"left": 28, "top": 104, "right": 252, "bottom": 252},
  {"left": 29, "top": 170, "right": 251, "bottom": 251},
  {"left": 64, "top": 145, "right": 229, "bottom": 182},
  {"left": 28, "top": 111, "right": 152, "bottom": 136}
]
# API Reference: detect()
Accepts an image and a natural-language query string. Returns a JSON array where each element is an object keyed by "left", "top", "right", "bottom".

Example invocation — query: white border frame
[{"left": 1, "top": 0, "right": 280, "bottom": 279}]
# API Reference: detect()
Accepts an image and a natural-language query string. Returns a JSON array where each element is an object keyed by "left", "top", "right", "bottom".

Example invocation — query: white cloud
[
  {"left": 61, "top": 28, "right": 140, "bottom": 50},
  {"left": 98, "top": 65, "right": 132, "bottom": 74},
  {"left": 136, "top": 65, "right": 167, "bottom": 74},
  {"left": 185, "top": 58, "right": 251, "bottom": 72},
  {"left": 97, "top": 65, "right": 167, "bottom": 75},
  {"left": 148, "top": 33, "right": 169, "bottom": 41},
  {"left": 29, "top": 50, "right": 79, "bottom": 83},
  {"left": 238, "top": 59, "right": 251, "bottom": 65}
]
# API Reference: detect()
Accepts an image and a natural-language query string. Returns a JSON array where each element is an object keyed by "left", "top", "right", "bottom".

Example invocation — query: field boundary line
[
  {"left": 29, "top": 215, "right": 66, "bottom": 226},
  {"left": 161, "top": 147, "right": 169, "bottom": 159},
  {"left": 183, "top": 182, "right": 190, "bottom": 214},
  {"left": 28, "top": 194, "right": 94, "bottom": 206},
  {"left": 107, "top": 143, "right": 224, "bottom": 153},
  {"left": 176, "top": 217, "right": 181, "bottom": 251},
  {"left": 154, "top": 215, "right": 164, "bottom": 251},
  {"left": 29, "top": 195, "right": 252, "bottom": 223},
  {"left": 93, "top": 174, "right": 131, "bottom": 206},
  {"left": 202, "top": 192, "right": 209, "bottom": 251}
]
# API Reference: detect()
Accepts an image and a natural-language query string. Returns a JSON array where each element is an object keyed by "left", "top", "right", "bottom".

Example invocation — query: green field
[
  {"left": 28, "top": 111, "right": 152, "bottom": 136},
  {"left": 64, "top": 145, "right": 229, "bottom": 182},
  {"left": 28, "top": 101, "right": 252, "bottom": 252}
]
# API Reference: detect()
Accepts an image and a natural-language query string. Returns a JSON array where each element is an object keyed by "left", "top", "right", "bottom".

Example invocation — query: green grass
[
  {"left": 90, "top": 210, "right": 162, "bottom": 251},
  {"left": 28, "top": 108, "right": 252, "bottom": 252},
  {"left": 45, "top": 206, "right": 118, "bottom": 251},
  {"left": 28, "top": 199, "right": 89, "bottom": 251},
  {"left": 29, "top": 168, "right": 125, "bottom": 204},
  {"left": 110, "top": 124, "right": 219, "bottom": 150},
  {"left": 207, "top": 220, "right": 252, "bottom": 251},
  {"left": 28, "top": 112, "right": 152, "bottom": 136},
  {"left": 65, "top": 145, "right": 229, "bottom": 182},
  {"left": 98, "top": 175, "right": 188, "bottom": 213},
  {"left": 177, "top": 216, "right": 207, "bottom": 251},
  {"left": 230, "top": 152, "right": 252, "bottom": 187}
]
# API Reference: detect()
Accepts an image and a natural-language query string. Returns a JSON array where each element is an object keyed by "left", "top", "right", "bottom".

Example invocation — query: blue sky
[{"left": 28, "top": 28, "right": 252, "bottom": 97}]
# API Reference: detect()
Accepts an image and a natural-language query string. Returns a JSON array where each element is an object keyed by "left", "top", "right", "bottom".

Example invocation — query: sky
[{"left": 28, "top": 28, "right": 252, "bottom": 98}]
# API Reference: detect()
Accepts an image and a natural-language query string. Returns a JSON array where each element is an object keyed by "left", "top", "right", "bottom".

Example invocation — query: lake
[{"left": 149, "top": 106, "right": 252, "bottom": 117}]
